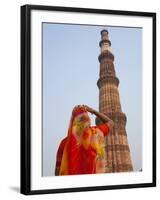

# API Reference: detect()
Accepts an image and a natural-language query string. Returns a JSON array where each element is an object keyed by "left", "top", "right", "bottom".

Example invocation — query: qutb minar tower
[{"left": 96, "top": 29, "right": 133, "bottom": 172}]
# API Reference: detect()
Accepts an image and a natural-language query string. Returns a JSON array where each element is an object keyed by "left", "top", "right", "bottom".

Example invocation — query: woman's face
[{"left": 73, "top": 112, "right": 91, "bottom": 129}]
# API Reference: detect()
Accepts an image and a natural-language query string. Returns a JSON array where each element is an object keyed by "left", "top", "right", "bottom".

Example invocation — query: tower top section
[
  {"left": 99, "top": 29, "right": 113, "bottom": 61},
  {"left": 99, "top": 29, "right": 112, "bottom": 52},
  {"left": 101, "top": 29, "right": 109, "bottom": 35}
]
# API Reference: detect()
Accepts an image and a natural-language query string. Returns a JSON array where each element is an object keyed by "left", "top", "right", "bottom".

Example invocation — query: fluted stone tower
[{"left": 96, "top": 30, "right": 133, "bottom": 172}]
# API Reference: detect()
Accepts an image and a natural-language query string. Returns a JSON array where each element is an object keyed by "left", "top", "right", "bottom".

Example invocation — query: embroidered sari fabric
[{"left": 55, "top": 106, "right": 110, "bottom": 175}]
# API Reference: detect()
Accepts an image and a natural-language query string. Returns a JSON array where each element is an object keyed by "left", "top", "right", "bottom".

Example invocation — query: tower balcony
[
  {"left": 98, "top": 50, "right": 114, "bottom": 62},
  {"left": 97, "top": 76, "right": 119, "bottom": 88},
  {"left": 99, "top": 39, "right": 111, "bottom": 47}
]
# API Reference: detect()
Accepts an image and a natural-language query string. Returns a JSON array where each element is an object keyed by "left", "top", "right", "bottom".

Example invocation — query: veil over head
[{"left": 59, "top": 105, "right": 109, "bottom": 175}]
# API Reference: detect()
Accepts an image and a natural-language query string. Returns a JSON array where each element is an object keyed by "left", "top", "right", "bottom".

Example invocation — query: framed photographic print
[{"left": 20, "top": 4, "right": 156, "bottom": 195}]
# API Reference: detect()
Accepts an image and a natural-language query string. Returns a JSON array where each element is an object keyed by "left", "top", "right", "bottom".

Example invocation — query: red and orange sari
[{"left": 55, "top": 106, "right": 110, "bottom": 175}]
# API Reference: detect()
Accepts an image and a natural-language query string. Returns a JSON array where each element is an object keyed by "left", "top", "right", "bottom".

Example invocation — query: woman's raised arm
[{"left": 84, "top": 105, "right": 114, "bottom": 129}]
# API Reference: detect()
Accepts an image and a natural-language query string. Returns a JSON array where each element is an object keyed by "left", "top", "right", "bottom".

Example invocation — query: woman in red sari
[{"left": 55, "top": 105, "right": 113, "bottom": 175}]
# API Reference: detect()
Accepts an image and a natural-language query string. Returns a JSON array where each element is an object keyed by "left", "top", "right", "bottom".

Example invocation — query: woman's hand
[
  {"left": 83, "top": 105, "right": 94, "bottom": 114},
  {"left": 73, "top": 104, "right": 95, "bottom": 114}
]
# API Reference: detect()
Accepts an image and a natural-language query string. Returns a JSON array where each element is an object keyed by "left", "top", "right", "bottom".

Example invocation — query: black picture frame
[{"left": 21, "top": 4, "right": 156, "bottom": 195}]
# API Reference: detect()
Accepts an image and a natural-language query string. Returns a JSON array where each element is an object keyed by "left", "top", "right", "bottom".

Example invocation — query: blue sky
[{"left": 42, "top": 23, "right": 142, "bottom": 176}]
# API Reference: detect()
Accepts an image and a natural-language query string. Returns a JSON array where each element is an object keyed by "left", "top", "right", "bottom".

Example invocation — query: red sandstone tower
[{"left": 96, "top": 30, "right": 133, "bottom": 172}]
